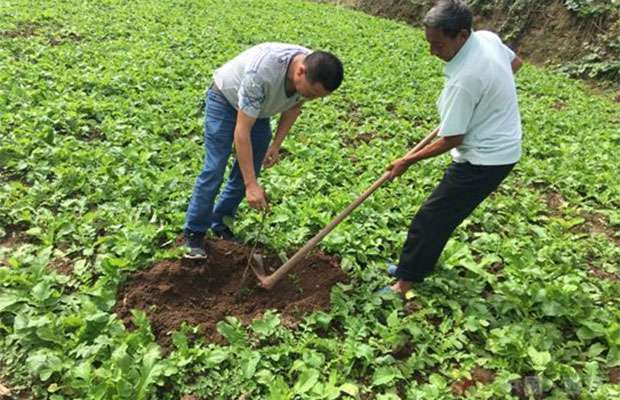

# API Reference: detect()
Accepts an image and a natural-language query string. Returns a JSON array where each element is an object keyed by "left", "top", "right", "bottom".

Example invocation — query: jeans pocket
[{"left": 206, "top": 91, "right": 235, "bottom": 121}]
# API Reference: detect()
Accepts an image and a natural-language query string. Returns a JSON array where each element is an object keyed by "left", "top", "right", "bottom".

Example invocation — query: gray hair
[{"left": 423, "top": 0, "right": 473, "bottom": 38}]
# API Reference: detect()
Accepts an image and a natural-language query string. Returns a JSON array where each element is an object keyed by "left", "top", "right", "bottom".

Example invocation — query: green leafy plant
[{"left": 1, "top": 0, "right": 618, "bottom": 398}]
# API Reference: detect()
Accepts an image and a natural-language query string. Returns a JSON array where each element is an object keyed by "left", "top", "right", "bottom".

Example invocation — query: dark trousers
[{"left": 394, "top": 161, "right": 515, "bottom": 283}]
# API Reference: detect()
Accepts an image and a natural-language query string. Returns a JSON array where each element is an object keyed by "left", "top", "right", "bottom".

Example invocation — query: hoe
[{"left": 251, "top": 129, "right": 439, "bottom": 289}]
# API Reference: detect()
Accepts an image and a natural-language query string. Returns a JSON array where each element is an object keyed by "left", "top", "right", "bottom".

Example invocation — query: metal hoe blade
[
  {"left": 250, "top": 129, "right": 439, "bottom": 290},
  {"left": 250, "top": 253, "right": 267, "bottom": 277}
]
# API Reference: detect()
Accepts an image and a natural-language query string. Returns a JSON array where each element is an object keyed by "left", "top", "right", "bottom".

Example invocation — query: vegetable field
[{"left": 1, "top": 0, "right": 619, "bottom": 398}]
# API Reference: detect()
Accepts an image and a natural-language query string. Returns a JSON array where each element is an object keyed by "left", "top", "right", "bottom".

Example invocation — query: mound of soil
[{"left": 115, "top": 239, "right": 347, "bottom": 349}]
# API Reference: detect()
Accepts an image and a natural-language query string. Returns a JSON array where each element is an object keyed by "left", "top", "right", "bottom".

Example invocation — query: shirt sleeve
[
  {"left": 487, "top": 31, "right": 516, "bottom": 62},
  {"left": 502, "top": 43, "right": 516, "bottom": 61},
  {"left": 438, "top": 84, "right": 476, "bottom": 137},
  {"left": 237, "top": 72, "right": 265, "bottom": 118}
]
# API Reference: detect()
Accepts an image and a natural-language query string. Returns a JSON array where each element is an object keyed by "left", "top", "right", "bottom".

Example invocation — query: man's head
[
  {"left": 423, "top": 0, "right": 472, "bottom": 62},
  {"left": 292, "top": 51, "right": 344, "bottom": 100}
]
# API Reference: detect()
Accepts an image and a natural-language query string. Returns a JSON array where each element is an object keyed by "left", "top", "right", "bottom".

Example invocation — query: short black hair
[
  {"left": 423, "top": 0, "right": 473, "bottom": 38},
  {"left": 304, "top": 51, "right": 344, "bottom": 92}
]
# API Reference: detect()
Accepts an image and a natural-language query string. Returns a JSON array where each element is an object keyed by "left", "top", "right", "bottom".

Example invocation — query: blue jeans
[{"left": 184, "top": 88, "right": 272, "bottom": 234}]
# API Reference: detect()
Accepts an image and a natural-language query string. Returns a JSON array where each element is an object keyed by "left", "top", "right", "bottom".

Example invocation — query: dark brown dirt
[
  {"left": 1, "top": 22, "right": 39, "bottom": 38},
  {"left": 510, "top": 376, "right": 544, "bottom": 400},
  {"left": 450, "top": 379, "right": 475, "bottom": 397},
  {"left": 341, "top": 131, "right": 381, "bottom": 147},
  {"left": 0, "top": 227, "right": 27, "bottom": 263},
  {"left": 544, "top": 190, "right": 619, "bottom": 247},
  {"left": 115, "top": 239, "right": 347, "bottom": 350},
  {"left": 450, "top": 366, "right": 496, "bottom": 396},
  {"left": 589, "top": 267, "right": 620, "bottom": 283},
  {"left": 48, "top": 32, "right": 83, "bottom": 46},
  {"left": 541, "top": 190, "right": 620, "bottom": 282},
  {"left": 471, "top": 366, "right": 496, "bottom": 384},
  {"left": 0, "top": 236, "right": 19, "bottom": 251},
  {"left": 81, "top": 126, "right": 103, "bottom": 141},
  {"left": 278, "top": 146, "right": 291, "bottom": 161},
  {"left": 48, "top": 256, "right": 73, "bottom": 276},
  {"left": 545, "top": 191, "right": 566, "bottom": 212},
  {"left": 552, "top": 100, "right": 568, "bottom": 110},
  {"left": 579, "top": 211, "right": 620, "bottom": 246},
  {"left": 609, "top": 367, "right": 620, "bottom": 384},
  {"left": 391, "top": 342, "right": 414, "bottom": 360}
]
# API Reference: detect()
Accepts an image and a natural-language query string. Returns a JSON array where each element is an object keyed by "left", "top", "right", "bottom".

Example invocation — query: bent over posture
[
  {"left": 184, "top": 43, "right": 344, "bottom": 258},
  {"left": 385, "top": 0, "right": 523, "bottom": 294}
]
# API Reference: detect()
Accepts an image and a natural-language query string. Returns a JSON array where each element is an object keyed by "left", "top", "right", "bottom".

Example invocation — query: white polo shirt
[{"left": 437, "top": 30, "right": 522, "bottom": 165}]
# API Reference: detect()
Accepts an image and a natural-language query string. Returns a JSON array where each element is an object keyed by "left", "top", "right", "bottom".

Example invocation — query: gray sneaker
[
  {"left": 184, "top": 246, "right": 207, "bottom": 259},
  {"left": 183, "top": 230, "right": 207, "bottom": 260}
]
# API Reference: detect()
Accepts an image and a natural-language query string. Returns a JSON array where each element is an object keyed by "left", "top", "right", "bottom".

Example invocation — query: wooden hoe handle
[{"left": 258, "top": 129, "right": 439, "bottom": 289}]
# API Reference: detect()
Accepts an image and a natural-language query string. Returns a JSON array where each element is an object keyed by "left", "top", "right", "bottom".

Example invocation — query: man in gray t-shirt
[{"left": 184, "top": 43, "right": 344, "bottom": 258}]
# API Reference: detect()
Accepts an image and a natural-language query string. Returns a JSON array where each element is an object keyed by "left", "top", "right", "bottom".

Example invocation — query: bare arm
[
  {"left": 386, "top": 127, "right": 464, "bottom": 179},
  {"left": 273, "top": 103, "right": 302, "bottom": 148},
  {"left": 234, "top": 111, "right": 267, "bottom": 209},
  {"left": 511, "top": 56, "right": 523, "bottom": 74},
  {"left": 263, "top": 103, "right": 303, "bottom": 168},
  {"left": 403, "top": 134, "right": 464, "bottom": 164}
]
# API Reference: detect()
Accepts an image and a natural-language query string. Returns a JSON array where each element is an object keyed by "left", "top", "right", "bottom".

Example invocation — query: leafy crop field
[{"left": 1, "top": 0, "right": 619, "bottom": 398}]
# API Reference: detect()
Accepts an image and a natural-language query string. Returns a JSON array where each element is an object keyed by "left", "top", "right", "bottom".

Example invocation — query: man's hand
[
  {"left": 263, "top": 145, "right": 280, "bottom": 168},
  {"left": 386, "top": 133, "right": 463, "bottom": 180},
  {"left": 246, "top": 182, "right": 268, "bottom": 209},
  {"left": 386, "top": 158, "right": 412, "bottom": 180}
]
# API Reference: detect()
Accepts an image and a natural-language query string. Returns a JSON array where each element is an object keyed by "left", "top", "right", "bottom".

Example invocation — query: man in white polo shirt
[
  {"left": 383, "top": 0, "right": 523, "bottom": 294},
  {"left": 184, "top": 43, "right": 344, "bottom": 258}
]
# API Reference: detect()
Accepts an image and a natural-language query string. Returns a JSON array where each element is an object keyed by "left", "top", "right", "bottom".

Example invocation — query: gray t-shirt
[{"left": 213, "top": 43, "right": 310, "bottom": 119}]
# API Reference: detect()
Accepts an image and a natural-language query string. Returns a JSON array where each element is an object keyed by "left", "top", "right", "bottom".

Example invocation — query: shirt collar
[{"left": 444, "top": 31, "right": 477, "bottom": 77}]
